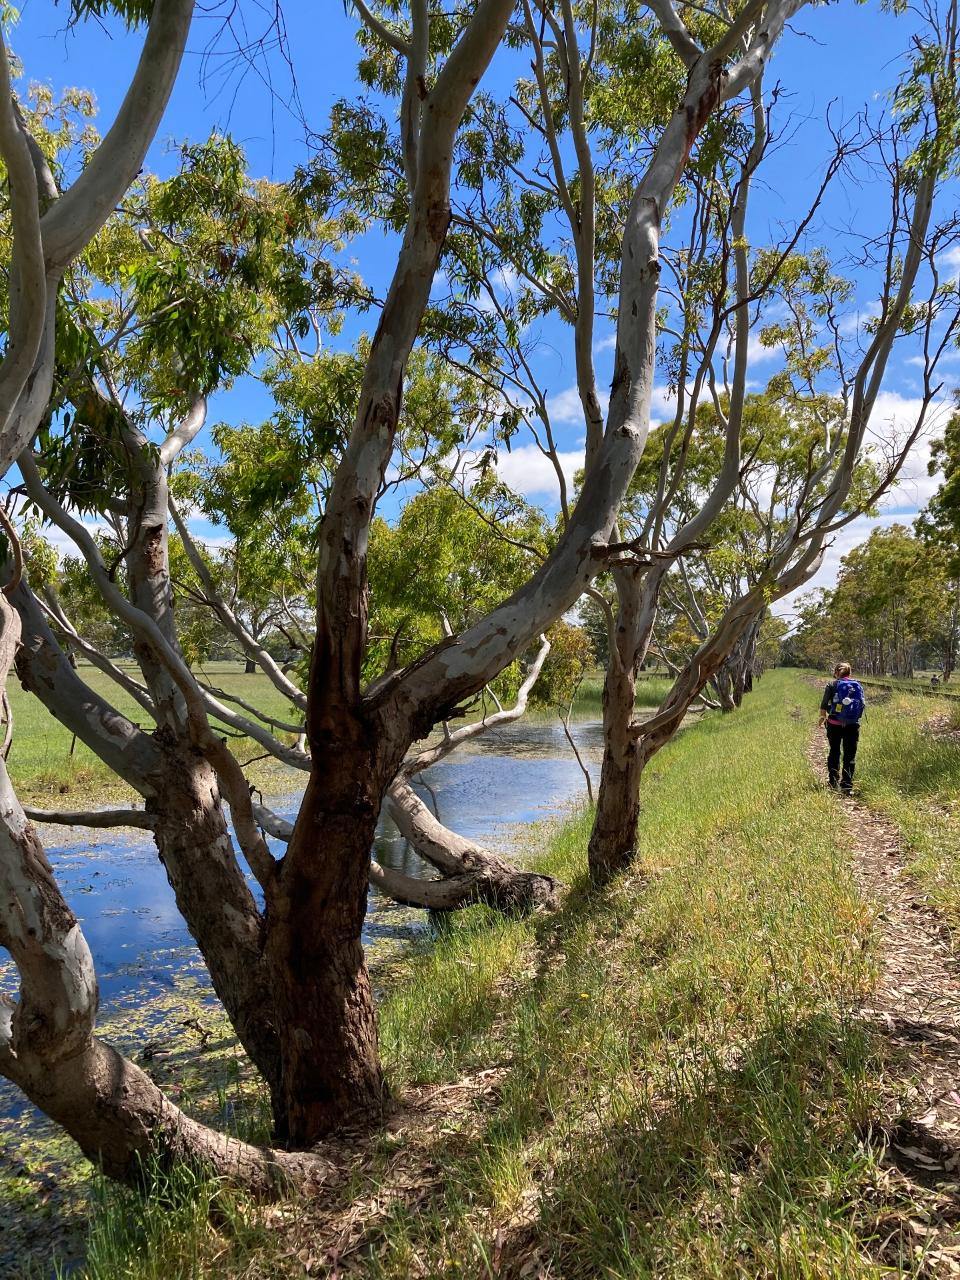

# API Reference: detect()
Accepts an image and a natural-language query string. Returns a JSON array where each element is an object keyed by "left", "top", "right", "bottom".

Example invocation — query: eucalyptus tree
[
  {"left": 0, "top": 0, "right": 321, "bottom": 1190},
  {"left": 377, "top": 0, "right": 842, "bottom": 883},
  {"left": 790, "top": 527, "right": 952, "bottom": 677},
  {"left": 171, "top": 456, "right": 567, "bottom": 914},
  {"left": 586, "top": 1, "right": 960, "bottom": 881},
  {"left": 1, "top": 0, "right": 811, "bottom": 1176}
]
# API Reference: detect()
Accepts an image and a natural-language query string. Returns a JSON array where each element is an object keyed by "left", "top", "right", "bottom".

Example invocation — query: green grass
[
  {"left": 6, "top": 659, "right": 305, "bottom": 805},
  {"left": 573, "top": 669, "right": 675, "bottom": 716},
  {"left": 856, "top": 689, "right": 960, "bottom": 928},
  {"left": 43, "top": 669, "right": 937, "bottom": 1279}
]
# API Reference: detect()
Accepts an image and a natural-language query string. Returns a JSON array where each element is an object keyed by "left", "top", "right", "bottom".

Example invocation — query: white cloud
[
  {"left": 838, "top": 301, "right": 882, "bottom": 338},
  {"left": 491, "top": 264, "right": 519, "bottom": 294},
  {"left": 475, "top": 264, "right": 522, "bottom": 314},
  {"left": 4, "top": 491, "right": 107, "bottom": 565},
  {"left": 494, "top": 443, "right": 583, "bottom": 498},
  {"left": 905, "top": 349, "right": 960, "bottom": 367},
  {"left": 545, "top": 384, "right": 611, "bottom": 427},
  {"left": 747, "top": 332, "right": 784, "bottom": 365},
  {"left": 594, "top": 333, "right": 617, "bottom": 354},
  {"left": 545, "top": 386, "right": 586, "bottom": 425},
  {"left": 41, "top": 519, "right": 108, "bottom": 562},
  {"left": 650, "top": 384, "right": 678, "bottom": 424}
]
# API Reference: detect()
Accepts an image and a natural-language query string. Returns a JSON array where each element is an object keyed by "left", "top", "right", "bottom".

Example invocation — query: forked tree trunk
[
  {"left": 732, "top": 612, "right": 763, "bottom": 705},
  {"left": 0, "top": 597, "right": 325, "bottom": 1194},
  {"left": 711, "top": 666, "right": 737, "bottom": 712},
  {"left": 12, "top": 577, "right": 286, "bottom": 1120}
]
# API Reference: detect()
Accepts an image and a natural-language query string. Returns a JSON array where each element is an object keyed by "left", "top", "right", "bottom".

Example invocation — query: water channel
[{"left": 0, "top": 716, "right": 603, "bottom": 1126}]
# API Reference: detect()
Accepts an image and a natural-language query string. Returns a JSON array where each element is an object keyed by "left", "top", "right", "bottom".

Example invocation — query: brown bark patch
[
  {"left": 142, "top": 523, "right": 165, "bottom": 576},
  {"left": 426, "top": 199, "right": 451, "bottom": 244}
]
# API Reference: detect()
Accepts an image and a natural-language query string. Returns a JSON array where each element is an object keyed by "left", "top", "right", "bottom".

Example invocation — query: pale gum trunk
[{"left": 385, "top": 778, "right": 561, "bottom": 912}]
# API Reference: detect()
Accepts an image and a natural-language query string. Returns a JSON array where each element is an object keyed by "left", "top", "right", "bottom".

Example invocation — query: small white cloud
[
  {"left": 905, "top": 348, "right": 960, "bottom": 368},
  {"left": 545, "top": 384, "right": 611, "bottom": 427},
  {"left": 747, "top": 332, "right": 784, "bottom": 365},
  {"left": 494, "top": 443, "right": 582, "bottom": 498},
  {"left": 838, "top": 301, "right": 882, "bottom": 338},
  {"left": 491, "top": 264, "right": 519, "bottom": 294},
  {"left": 650, "top": 385, "right": 678, "bottom": 424},
  {"left": 865, "top": 389, "right": 950, "bottom": 511}
]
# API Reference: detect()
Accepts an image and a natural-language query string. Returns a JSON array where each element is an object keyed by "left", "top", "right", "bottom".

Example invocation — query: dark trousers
[{"left": 826, "top": 721, "right": 859, "bottom": 789}]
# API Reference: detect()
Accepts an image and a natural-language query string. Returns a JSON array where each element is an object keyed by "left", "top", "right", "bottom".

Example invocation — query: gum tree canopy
[{"left": 1, "top": 0, "right": 956, "bottom": 1188}]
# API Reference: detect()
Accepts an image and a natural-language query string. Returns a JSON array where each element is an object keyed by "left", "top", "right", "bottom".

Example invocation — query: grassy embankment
[
  {"left": 856, "top": 687, "right": 960, "bottom": 928},
  {"left": 33, "top": 667, "right": 943, "bottom": 1279}
]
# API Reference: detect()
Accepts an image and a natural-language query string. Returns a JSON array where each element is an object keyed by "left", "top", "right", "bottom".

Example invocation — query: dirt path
[{"left": 806, "top": 731, "right": 960, "bottom": 1273}]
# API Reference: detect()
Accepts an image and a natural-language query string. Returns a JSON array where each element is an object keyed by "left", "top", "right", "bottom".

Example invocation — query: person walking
[{"left": 818, "top": 662, "right": 866, "bottom": 793}]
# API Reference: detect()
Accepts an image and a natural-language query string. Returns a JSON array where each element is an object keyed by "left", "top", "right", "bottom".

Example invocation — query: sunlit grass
[
  {"left": 38, "top": 670, "right": 929, "bottom": 1279},
  {"left": 857, "top": 690, "right": 960, "bottom": 928},
  {"left": 7, "top": 658, "right": 305, "bottom": 806},
  {"left": 368, "top": 672, "right": 898, "bottom": 1278},
  {"left": 8, "top": 659, "right": 612, "bottom": 807}
]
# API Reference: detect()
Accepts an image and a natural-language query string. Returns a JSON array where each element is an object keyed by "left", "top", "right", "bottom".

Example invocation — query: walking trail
[{"left": 806, "top": 729, "right": 960, "bottom": 1273}]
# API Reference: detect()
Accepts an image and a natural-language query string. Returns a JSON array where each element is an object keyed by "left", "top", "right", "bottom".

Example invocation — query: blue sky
[{"left": 8, "top": 0, "right": 957, "bottom": 611}]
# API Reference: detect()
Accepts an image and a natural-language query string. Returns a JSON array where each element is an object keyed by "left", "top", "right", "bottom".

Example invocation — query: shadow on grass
[
  {"left": 359, "top": 1011, "right": 924, "bottom": 1280},
  {"left": 520, "top": 1014, "right": 892, "bottom": 1278}
]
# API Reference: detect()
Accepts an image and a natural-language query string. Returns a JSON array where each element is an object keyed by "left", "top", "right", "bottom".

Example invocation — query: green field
[{"left": 5, "top": 659, "right": 305, "bottom": 805}]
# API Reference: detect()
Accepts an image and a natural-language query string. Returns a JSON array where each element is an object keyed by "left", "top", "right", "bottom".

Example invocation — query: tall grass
[
  {"left": 857, "top": 691, "right": 960, "bottom": 927},
  {"left": 52, "top": 671, "right": 922, "bottom": 1278},
  {"left": 370, "top": 671, "right": 891, "bottom": 1278}
]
